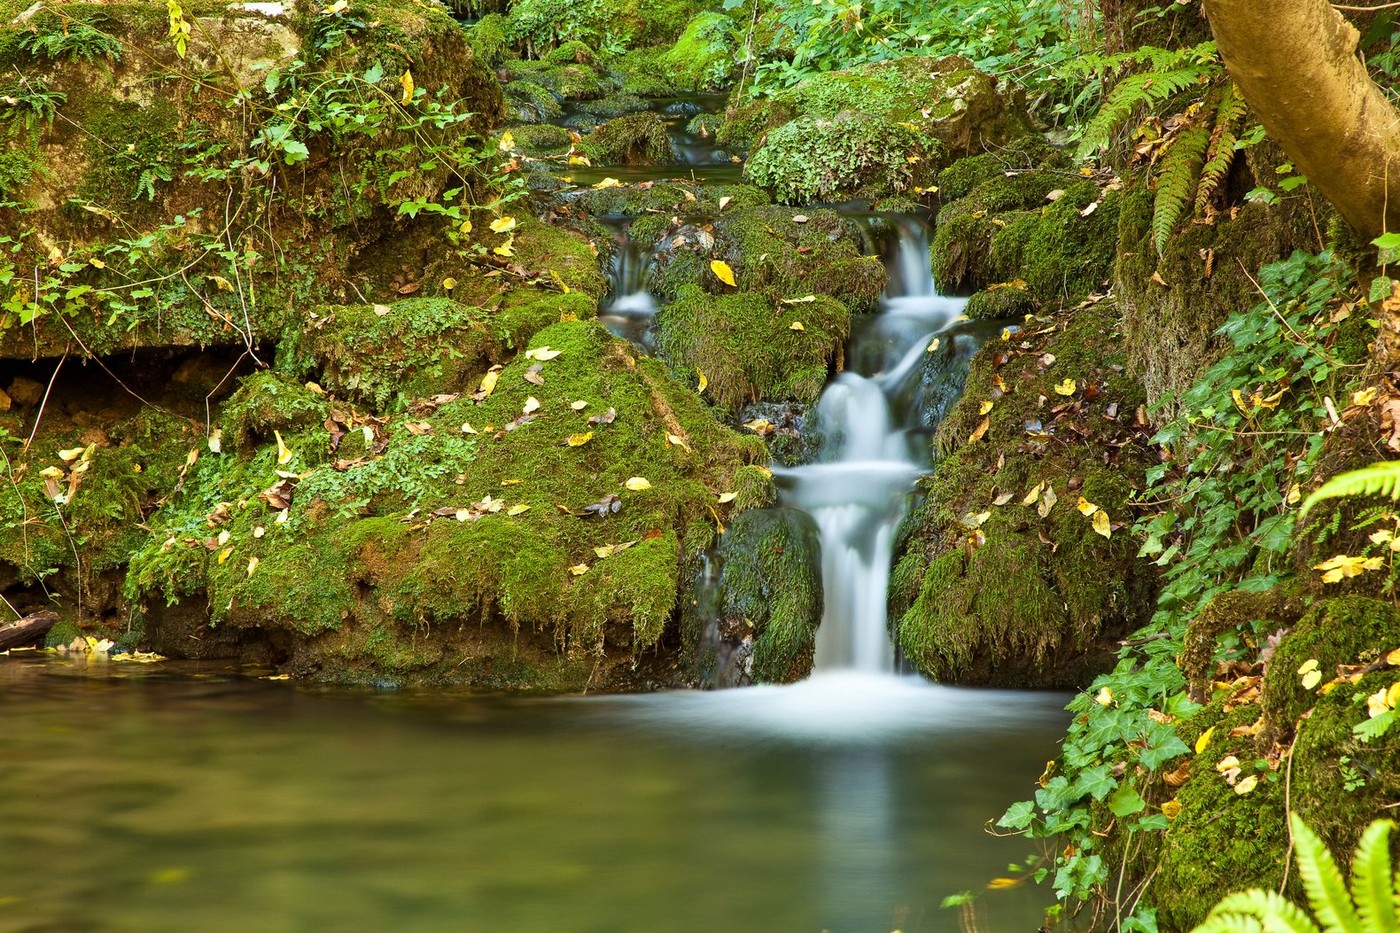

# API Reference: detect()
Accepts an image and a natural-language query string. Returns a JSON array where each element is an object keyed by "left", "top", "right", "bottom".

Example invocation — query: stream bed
[{"left": 0, "top": 656, "right": 1067, "bottom": 932}]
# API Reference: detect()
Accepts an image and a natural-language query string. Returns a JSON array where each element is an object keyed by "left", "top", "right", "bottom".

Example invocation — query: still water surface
[{"left": 1, "top": 657, "right": 1067, "bottom": 932}]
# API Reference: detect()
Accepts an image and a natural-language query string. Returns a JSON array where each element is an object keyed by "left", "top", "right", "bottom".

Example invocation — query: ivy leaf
[{"left": 1108, "top": 784, "right": 1146, "bottom": 818}]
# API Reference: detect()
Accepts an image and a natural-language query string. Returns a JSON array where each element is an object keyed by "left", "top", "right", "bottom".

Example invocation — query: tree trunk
[{"left": 1203, "top": 0, "right": 1400, "bottom": 240}]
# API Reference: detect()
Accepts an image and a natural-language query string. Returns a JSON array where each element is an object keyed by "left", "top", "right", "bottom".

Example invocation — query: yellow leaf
[
  {"left": 442, "top": 277, "right": 457, "bottom": 291},
  {"left": 1387, "top": 648, "right": 1400, "bottom": 666},
  {"left": 718, "top": 492, "right": 738, "bottom": 504},
  {"left": 1216, "top": 755, "right": 1241, "bottom": 774},
  {"left": 525, "top": 345, "right": 561, "bottom": 361},
  {"left": 789, "top": 321, "right": 805, "bottom": 331},
  {"left": 1053, "top": 378, "right": 1077, "bottom": 396},
  {"left": 1301, "top": 669, "right": 1322, "bottom": 690},
  {"left": 565, "top": 431, "right": 594, "bottom": 447},
  {"left": 1254, "top": 388, "right": 1285, "bottom": 410},
  {"left": 1286, "top": 484, "right": 1302, "bottom": 506},
  {"left": 744, "top": 418, "right": 774, "bottom": 436},
  {"left": 625, "top": 477, "right": 651, "bottom": 491},
  {"left": 570, "top": 400, "right": 588, "bottom": 411},
  {"left": 89, "top": 257, "right": 106, "bottom": 269},
  {"left": 780, "top": 295, "right": 817, "bottom": 304},
  {"left": 1038, "top": 486, "right": 1058, "bottom": 518},
  {"left": 979, "top": 400, "right": 994, "bottom": 415},
  {"left": 493, "top": 235, "right": 515, "bottom": 258},
  {"left": 568, "top": 564, "right": 590, "bottom": 576},
  {"left": 246, "top": 556, "right": 260, "bottom": 577},
  {"left": 498, "top": 130, "right": 516, "bottom": 152},
  {"left": 1091, "top": 510, "right": 1111, "bottom": 539},
  {"left": 1194, "top": 726, "right": 1214, "bottom": 754},
  {"left": 666, "top": 433, "right": 691, "bottom": 451},
  {"left": 710, "top": 260, "right": 737, "bottom": 287},
  {"left": 507, "top": 503, "right": 529, "bottom": 516},
  {"left": 275, "top": 508, "right": 289, "bottom": 525},
  {"left": 274, "top": 430, "right": 293, "bottom": 466},
  {"left": 1231, "top": 389, "right": 1248, "bottom": 413},
  {"left": 523, "top": 396, "right": 541, "bottom": 415},
  {"left": 1353, "top": 387, "right": 1379, "bottom": 407},
  {"left": 455, "top": 508, "right": 470, "bottom": 522},
  {"left": 399, "top": 69, "right": 415, "bottom": 106},
  {"left": 1001, "top": 328, "right": 1012, "bottom": 341},
  {"left": 478, "top": 365, "right": 502, "bottom": 398},
  {"left": 501, "top": 479, "right": 524, "bottom": 486},
  {"left": 57, "top": 447, "right": 84, "bottom": 462},
  {"left": 1161, "top": 800, "right": 1182, "bottom": 820},
  {"left": 1297, "top": 658, "right": 1319, "bottom": 675},
  {"left": 696, "top": 369, "right": 708, "bottom": 393},
  {"left": 461, "top": 422, "right": 479, "bottom": 435},
  {"left": 927, "top": 337, "right": 941, "bottom": 353},
  {"left": 1094, "top": 687, "right": 1113, "bottom": 706},
  {"left": 1077, "top": 497, "right": 1099, "bottom": 517},
  {"left": 1233, "top": 774, "right": 1258, "bottom": 795},
  {"left": 1022, "top": 482, "right": 1044, "bottom": 506},
  {"left": 593, "top": 177, "right": 622, "bottom": 189},
  {"left": 217, "top": 546, "right": 233, "bottom": 564},
  {"left": 489, "top": 216, "right": 517, "bottom": 234},
  {"left": 969, "top": 416, "right": 990, "bottom": 443},
  {"left": 986, "top": 877, "right": 1024, "bottom": 890}
]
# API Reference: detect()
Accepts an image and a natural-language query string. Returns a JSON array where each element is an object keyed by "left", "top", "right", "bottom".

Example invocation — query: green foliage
[
  {"left": 1193, "top": 817, "right": 1398, "bottom": 933},
  {"left": 743, "top": 113, "right": 931, "bottom": 203},
  {"left": 1302, "top": 463, "right": 1400, "bottom": 519},
  {"left": 1195, "top": 81, "right": 1247, "bottom": 214},
  {"left": 1153, "top": 121, "right": 1210, "bottom": 256},
  {"left": 659, "top": 12, "right": 735, "bottom": 91},
  {"left": 0, "top": 77, "right": 65, "bottom": 134},
  {"left": 18, "top": 22, "right": 123, "bottom": 62},
  {"left": 1001, "top": 251, "right": 1367, "bottom": 912},
  {"left": 1072, "top": 43, "right": 1221, "bottom": 159}
]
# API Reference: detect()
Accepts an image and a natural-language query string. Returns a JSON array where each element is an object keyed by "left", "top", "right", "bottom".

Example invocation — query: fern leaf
[
  {"left": 1292, "top": 814, "right": 1363, "bottom": 933},
  {"left": 1153, "top": 121, "right": 1210, "bottom": 255},
  {"left": 1197, "top": 889, "right": 1322, "bottom": 933},
  {"left": 1299, "top": 461, "right": 1400, "bottom": 518},
  {"left": 1352, "top": 819, "right": 1397, "bottom": 933},
  {"left": 1196, "top": 81, "right": 1246, "bottom": 213}
]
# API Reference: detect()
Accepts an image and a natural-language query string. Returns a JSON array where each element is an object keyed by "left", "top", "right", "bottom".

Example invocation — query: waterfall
[
  {"left": 779, "top": 216, "right": 967, "bottom": 674},
  {"left": 598, "top": 218, "right": 659, "bottom": 350}
]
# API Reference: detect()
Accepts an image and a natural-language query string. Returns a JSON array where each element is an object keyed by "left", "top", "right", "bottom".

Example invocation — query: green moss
[
  {"left": 892, "top": 300, "right": 1154, "bottom": 687},
  {"left": 744, "top": 113, "right": 938, "bottom": 204},
  {"left": 74, "top": 98, "right": 181, "bottom": 212},
  {"left": 466, "top": 13, "right": 509, "bottom": 68},
  {"left": 543, "top": 39, "right": 594, "bottom": 66},
  {"left": 965, "top": 285, "right": 1037, "bottom": 320},
  {"left": 931, "top": 206, "right": 1000, "bottom": 294},
  {"left": 508, "top": 216, "right": 608, "bottom": 300},
  {"left": 504, "top": 79, "right": 562, "bottom": 123},
  {"left": 614, "top": 47, "right": 680, "bottom": 97},
  {"left": 508, "top": 123, "right": 572, "bottom": 156},
  {"left": 44, "top": 620, "right": 80, "bottom": 648},
  {"left": 648, "top": 205, "right": 885, "bottom": 311},
  {"left": 221, "top": 372, "right": 330, "bottom": 453},
  {"left": 580, "top": 112, "right": 672, "bottom": 166},
  {"left": 718, "top": 508, "right": 822, "bottom": 683},
  {"left": 656, "top": 285, "right": 849, "bottom": 409},
  {"left": 659, "top": 12, "right": 735, "bottom": 91},
  {"left": 576, "top": 93, "right": 648, "bottom": 120},
  {"left": 1261, "top": 597, "right": 1400, "bottom": 739}
]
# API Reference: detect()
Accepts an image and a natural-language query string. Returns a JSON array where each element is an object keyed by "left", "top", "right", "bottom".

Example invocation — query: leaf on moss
[{"left": 710, "top": 260, "right": 736, "bottom": 287}]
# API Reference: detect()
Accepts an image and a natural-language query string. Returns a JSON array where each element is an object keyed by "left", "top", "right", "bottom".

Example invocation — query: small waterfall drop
[
  {"left": 779, "top": 216, "right": 967, "bottom": 674},
  {"left": 598, "top": 218, "right": 659, "bottom": 350}
]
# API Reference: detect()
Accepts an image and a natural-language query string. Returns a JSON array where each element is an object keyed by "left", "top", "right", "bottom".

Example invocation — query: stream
[{"left": 0, "top": 98, "right": 1071, "bottom": 932}]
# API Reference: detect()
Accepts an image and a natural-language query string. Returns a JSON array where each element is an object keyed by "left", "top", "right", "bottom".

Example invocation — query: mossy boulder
[
  {"left": 656, "top": 285, "right": 849, "bottom": 410},
  {"left": 890, "top": 300, "right": 1157, "bottom": 687},
  {"left": 571, "top": 180, "right": 770, "bottom": 220},
  {"left": 127, "top": 320, "right": 772, "bottom": 686},
  {"left": 647, "top": 205, "right": 886, "bottom": 311},
  {"left": 508, "top": 123, "right": 573, "bottom": 157},
  {"left": 720, "top": 54, "right": 1034, "bottom": 156},
  {"left": 965, "top": 284, "right": 1037, "bottom": 320},
  {"left": 659, "top": 11, "right": 736, "bottom": 91},
  {"left": 713, "top": 507, "right": 823, "bottom": 684},
  {"left": 744, "top": 113, "right": 940, "bottom": 204},
  {"left": 580, "top": 112, "right": 672, "bottom": 166}
]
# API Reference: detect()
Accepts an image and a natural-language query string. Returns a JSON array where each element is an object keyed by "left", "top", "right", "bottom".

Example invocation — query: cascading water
[
  {"left": 598, "top": 218, "right": 659, "bottom": 350},
  {"left": 778, "top": 215, "right": 967, "bottom": 673}
]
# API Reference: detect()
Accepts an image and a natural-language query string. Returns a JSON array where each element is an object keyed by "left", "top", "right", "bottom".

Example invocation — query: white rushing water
[{"left": 779, "top": 215, "right": 967, "bottom": 674}]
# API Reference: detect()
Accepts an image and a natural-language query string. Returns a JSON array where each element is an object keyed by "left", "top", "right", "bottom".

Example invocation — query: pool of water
[{"left": 0, "top": 656, "right": 1067, "bottom": 932}]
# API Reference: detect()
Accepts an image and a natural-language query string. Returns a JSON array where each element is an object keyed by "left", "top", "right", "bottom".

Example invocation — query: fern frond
[
  {"left": 1292, "top": 814, "right": 1364, "bottom": 933},
  {"left": 1196, "top": 81, "right": 1246, "bottom": 213},
  {"left": 1076, "top": 64, "right": 1218, "bottom": 159},
  {"left": 1197, "top": 889, "right": 1322, "bottom": 933},
  {"left": 1299, "top": 461, "right": 1400, "bottom": 518},
  {"left": 1152, "top": 121, "right": 1210, "bottom": 255},
  {"left": 1352, "top": 820, "right": 1397, "bottom": 933}
]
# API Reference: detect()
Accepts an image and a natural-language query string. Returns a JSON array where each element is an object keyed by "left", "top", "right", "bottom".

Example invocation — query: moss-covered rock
[
  {"left": 656, "top": 285, "right": 849, "bottom": 409},
  {"left": 890, "top": 299, "right": 1157, "bottom": 687},
  {"left": 744, "top": 112, "right": 939, "bottom": 204},
  {"left": 714, "top": 507, "right": 823, "bottom": 684},
  {"left": 580, "top": 112, "right": 672, "bottom": 166},
  {"left": 659, "top": 12, "right": 736, "bottom": 91},
  {"left": 965, "top": 284, "right": 1037, "bottom": 320}
]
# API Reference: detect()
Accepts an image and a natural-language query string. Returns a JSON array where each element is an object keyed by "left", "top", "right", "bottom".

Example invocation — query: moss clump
[
  {"left": 659, "top": 12, "right": 735, "bottom": 91},
  {"left": 931, "top": 205, "right": 1000, "bottom": 294},
  {"left": 580, "top": 112, "right": 672, "bottom": 166},
  {"left": 507, "top": 216, "right": 608, "bottom": 300},
  {"left": 543, "top": 39, "right": 594, "bottom": 66},
  {"left": 221, "top": 372, "right": 329, "bottom": 452},
  {"left": 466, "top": 13, "right": 509, "bottom": 68},
  {"left": 717, "top": 508, "right": 823, "bottom": 683},
  {"left": 576, "top": 93, "right": 649, "bottom": 120},
  {"left": 504, "top": 79, "right": 562, "bottom": 123},
  {"left": 648, "top": 205, "right": 885, "bottom": 311},
  {"left": 965, "top": 285, "right": 1037, "bottom": 320},
  {"left": 573, "top": 181, "right": 770, "bottom": 220},
  {"left": 44, "top": 620, "right": 81, "bottom": 648},
  {"left": 745, "top": 113, "right": 938, "bottom": 204},
  {"left": 891, "top": 300, "right": 1155, "bottom": 687},
  {"left": 656, "top": 285, "right": 849, "bottom": 409},
  {"left": 614, "top": 47, "right": 680, "bottom": 97},
  {"left": 508, "top": 123, "right": 572, "bottom": 156}
]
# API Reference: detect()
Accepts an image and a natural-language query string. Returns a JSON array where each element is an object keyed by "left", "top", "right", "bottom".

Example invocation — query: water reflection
[{"left": 0, "top": 657, "right": 1066, "bottom": 932}]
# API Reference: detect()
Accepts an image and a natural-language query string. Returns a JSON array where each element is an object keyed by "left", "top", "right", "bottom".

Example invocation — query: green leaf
[
  {"left": 1300, "top": 462, "right": 1400, "bottom": 518},
  {"left": 1108, "top": 783, "right": 1146, "bottom": 818},
  {"left": 1292, "top": 813, "right": 1363, "bottom": 933},
  {"left": 998, "top": 800, "right": 1035, "bottom": 830},
  {"left": 1351, "top": 819, "right": 1397, "bottom": 933}
]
